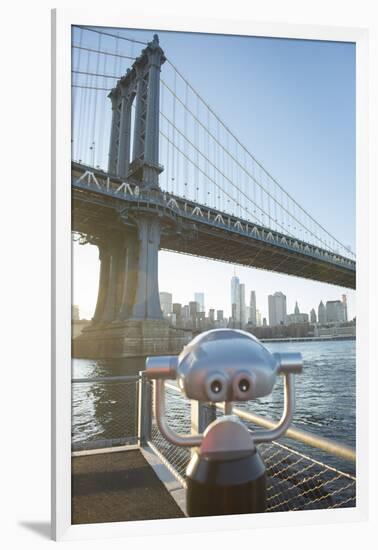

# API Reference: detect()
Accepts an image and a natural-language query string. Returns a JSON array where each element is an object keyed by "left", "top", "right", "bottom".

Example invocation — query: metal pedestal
[{"left": 186, "top": 448, "right": 266, "bottom": 517}]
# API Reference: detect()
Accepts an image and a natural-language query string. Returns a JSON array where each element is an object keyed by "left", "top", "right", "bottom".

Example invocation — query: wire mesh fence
[
  {"left": 149, "top": 381, "right": 356, "bottom": 512},
  {"left": 72, "top": 375, "right": 139, "bottom": 451}
]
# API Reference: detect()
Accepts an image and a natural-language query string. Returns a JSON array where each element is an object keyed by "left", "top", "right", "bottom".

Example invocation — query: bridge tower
[
  {"left": 74, "top": 35, "right": 189, "bottom": 358},
  {"left": 108, "top": 33, "right": 165, "bottom": 188}
]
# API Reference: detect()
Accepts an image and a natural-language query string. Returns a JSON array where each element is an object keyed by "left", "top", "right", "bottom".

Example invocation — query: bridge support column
[
  {"left": 101, "top": 238, "right": 124, "bottom": 324},
  {"left": 131, "top": 217, "right": 163, "bottom": 320},
  {"left": 92, "top": 244, "right": 111, "bottom": 324},
  {"left": 117, "top": 231, "right": 138, "bottom": 321}
]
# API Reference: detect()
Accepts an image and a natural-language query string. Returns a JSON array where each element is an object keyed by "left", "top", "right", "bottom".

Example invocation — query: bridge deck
[{"left": 72, "top": 163, "right": 355, "bottom": 289}]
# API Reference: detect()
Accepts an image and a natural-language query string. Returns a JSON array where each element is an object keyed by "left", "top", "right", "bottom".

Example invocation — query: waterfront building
[
  {"left": 209, "top": 309, "right": 215, "bottom": 323},
  {"left": 310, "top": 308, "right": 317, "bottom": 324},
  {"left": 342, "top": 294, "right": 348, "bottom": 321},
  {"left": 172, "top": 303, "right": 182, "bottom": 322},
  {"left": 182, "top": 305, "right": 190, "bottom": 319},
  {"left": 268, "top": 291, "right": 287, "bottom": 326},
  {"left": 194, "top": 292, "right": 205, "bottom": 313},
  {"left": 168, "top": 313, "right": 176, "bottom": 326},
  {"left": 318, "top": 301, "right": 326, "bottom": 324},
  {"left": 249, "top": 291, "right": 257, "bottom": 325},
  {"left": 159, "top": 292, "right": 172, "bottom": 317},
  {"left": 263, "top": 318, "right": 267, "bottom": 326},
  {"left": 189, "top": 301, "right": 198, "bottom": 320},
  {"left": 217, "top": 310, "right": 224, "bottom": 321},
  {"left": 245, "top": 306, "right": 251, "bottom": 324},
  {"left": 197, "top": 311, "right": 206, "bottom": 321},
  {"left": 326, "top": 300, "right": 345, "bottom": 323},
  {"left": 256, "top": 309, "right": 262, "bottom": 326},
  {"left": 286, "top": 301, "right": 309, "bottom": 325}
]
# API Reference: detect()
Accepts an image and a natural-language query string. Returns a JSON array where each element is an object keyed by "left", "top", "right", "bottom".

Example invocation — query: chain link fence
[{"left": 72, "top": 375, "right": 139, "bottom": 451}]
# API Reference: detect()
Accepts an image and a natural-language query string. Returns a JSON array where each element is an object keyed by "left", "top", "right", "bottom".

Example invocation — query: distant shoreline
[{"left": 260, "top": 335, "right": 355, "bottom": 343}]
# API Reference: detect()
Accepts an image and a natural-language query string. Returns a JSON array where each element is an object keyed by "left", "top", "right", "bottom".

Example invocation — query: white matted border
[{"left": 52, "top": 8, "right": 369, "bottom": 542}]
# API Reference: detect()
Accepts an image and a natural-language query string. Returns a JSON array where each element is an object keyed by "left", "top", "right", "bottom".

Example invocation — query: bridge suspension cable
[
  {"left": 75, "top": 25, "right": 149, "bottom": 46},
  {"left": 71, "top": 27, "right": 355, "bottom": 260},
  {"left": 72, "top": 44, "right": 137, "bottom": 61},
  {"left": 159, "top": 57, "right": 354, "bottom": 258}
]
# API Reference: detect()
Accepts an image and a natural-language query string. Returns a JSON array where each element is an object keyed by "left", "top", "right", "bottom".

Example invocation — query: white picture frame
[{"left": 51, "top": 8, "right": 369, "bottom": 542}]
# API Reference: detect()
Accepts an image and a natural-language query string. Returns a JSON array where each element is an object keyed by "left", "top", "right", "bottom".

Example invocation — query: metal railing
[{"left": 71, "top": 373, "right": 356, "bottom": 511}]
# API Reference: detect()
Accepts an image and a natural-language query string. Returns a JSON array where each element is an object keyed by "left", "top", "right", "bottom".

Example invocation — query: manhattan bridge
[{"left": 71, "top": 27, "right": 356, "bottom": 358}]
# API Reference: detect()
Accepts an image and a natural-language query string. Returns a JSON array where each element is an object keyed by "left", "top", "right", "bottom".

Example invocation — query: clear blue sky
[{"left": 72, "top": 27, "right": 356, "bottom": 321}]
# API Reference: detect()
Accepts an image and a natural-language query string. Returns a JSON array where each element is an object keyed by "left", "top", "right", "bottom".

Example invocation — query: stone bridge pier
[{"left": 73, "top": 215, "right": 190, "bottom": 358}]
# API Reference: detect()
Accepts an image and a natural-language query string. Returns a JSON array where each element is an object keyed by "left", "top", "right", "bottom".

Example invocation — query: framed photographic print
[{"left": 52, "top": 8, "right": 369, "bottom": 542}]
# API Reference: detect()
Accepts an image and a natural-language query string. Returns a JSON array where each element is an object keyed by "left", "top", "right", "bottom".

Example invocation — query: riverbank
[{"left": 260, "top": 335, "right": 355, "bottom": 343}]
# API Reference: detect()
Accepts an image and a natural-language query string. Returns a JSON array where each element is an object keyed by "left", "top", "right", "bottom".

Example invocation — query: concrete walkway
[{"left": 72, "top": 449, "right": 185, "bottom": 524}]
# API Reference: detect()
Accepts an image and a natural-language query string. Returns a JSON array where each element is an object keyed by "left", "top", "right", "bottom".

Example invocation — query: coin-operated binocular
[{"left": 146, "top": 329, "right": 303, "bottom": 517}]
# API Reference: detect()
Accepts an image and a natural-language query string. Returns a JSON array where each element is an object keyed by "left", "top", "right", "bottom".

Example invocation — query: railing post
[
  {"left": 138, "top": 371, "right": 152, "bottom": 446},
  {"left": 191, "top": 401, "right": 216, "bottom": 436}
]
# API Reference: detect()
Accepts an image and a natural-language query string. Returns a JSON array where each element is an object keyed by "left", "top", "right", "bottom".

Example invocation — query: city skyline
[
  {"left": 73, "top": 244, "right": 355, "bottom": 322},
  {"left": 157, "top": 278, "right": 351, "bottom": 326}
]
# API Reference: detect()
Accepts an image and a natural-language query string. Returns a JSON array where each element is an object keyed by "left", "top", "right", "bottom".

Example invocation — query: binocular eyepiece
[{"left": 146, "top": 329, "right": 302, "bottom": 403}]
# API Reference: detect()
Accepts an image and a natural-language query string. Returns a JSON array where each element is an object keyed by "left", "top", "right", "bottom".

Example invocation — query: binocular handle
[
  {"left": 249, "top": 353, "right": 302, "bottom": 443},
  {"left": 252, "top": 372, "right": 295, "bottom": 444},
  {"left": 273, "top": 352, "right": 303, "bottom": 375},
  {"left": 152, "top": 370, "right": 296, "bottom": 449},
  {"left": 154, "top": 379, "right": 203, "bottom": 447}
]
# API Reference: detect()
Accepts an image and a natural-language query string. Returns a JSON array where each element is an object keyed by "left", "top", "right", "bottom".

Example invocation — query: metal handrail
[
  {"left": 223, "top": 404, "right": 356, "bottom": 463},
  {"left": 164, "top": 382, "right": 356, "bottom": 463},
  {"left": 72, "top": 375, "right": 139, "bottom": 384}
]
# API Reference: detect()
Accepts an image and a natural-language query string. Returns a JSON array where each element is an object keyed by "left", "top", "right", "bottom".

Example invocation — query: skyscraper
[
  {"left": 159, "top": 292, "right": 172, "bottom": 317},
  {"left": 342, "top": 294, "right": 348, "bottom": 321},
  {"left": 249, "top": 291, "right": 257, "bottom": 325},
  {"left": 189, "top": 301, "right": 198, "bottom": 325},
  {"left": 256, "top": 309, "right": 262, "bottom": 326},
  {"left": 194, "top": 292, "right": 205, "bottom": 313},
  {"left": 310, "top": 308, "right": 317, "bottom": 324},
  {"left": 172, "top": 303, "right": 182, "bottom": 322},
  {"left": 182, "top": 305, "right": 190, "bottom": 319},
  {"left": 268, "top": 292, "right": 287, "bottom": 326},
  {"left": 326, "top": 300, "right": 345, "bottom": 323},
  {"left": 239, "top": 283, "right": 246, "bottom": 327},
  {"left": 231, "top": 276, "right": 240, "bottom": 323},
  {"left": 318, "top": 301, "right": 326, "bottom": 324},
  {"left": 189, "top": 301, "right": 198, "bottom": 317}
]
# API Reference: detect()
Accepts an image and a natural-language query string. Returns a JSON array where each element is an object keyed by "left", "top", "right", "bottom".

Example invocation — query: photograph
[{"left": 70, "top": 24, "right": 356, "bottom": 524}]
